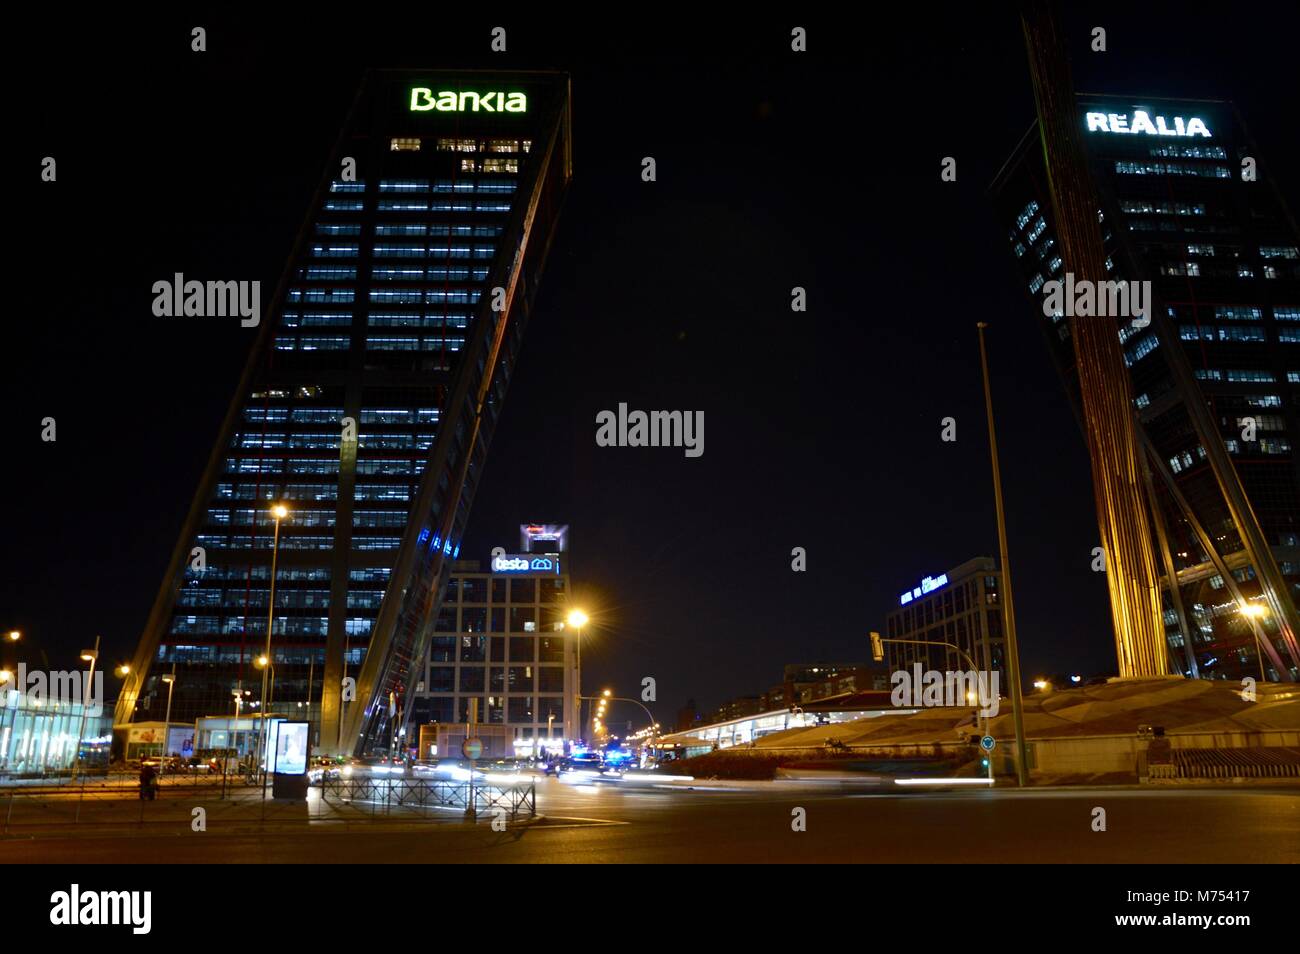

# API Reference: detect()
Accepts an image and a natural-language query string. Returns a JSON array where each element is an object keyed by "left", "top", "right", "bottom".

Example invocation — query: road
[{"left": 4, "top": 778, "right": 1298, "bottom": 863}]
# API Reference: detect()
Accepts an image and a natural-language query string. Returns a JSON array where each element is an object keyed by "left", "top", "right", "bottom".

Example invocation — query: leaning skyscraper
[
  {"left": 992, "top": 93, "right": 1300, "bottom": 683},
  {"left": 116, "top": 70, "right": 573, "bottom": 756}
]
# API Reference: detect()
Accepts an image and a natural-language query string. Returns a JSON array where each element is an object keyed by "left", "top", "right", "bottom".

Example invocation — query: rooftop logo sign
[
  {"left": 410, "top": 89, "right": 527, "bottom": 113},
  {"left": 1085, "top": 110, "right": 1210, "bottom": 138},
  {"left": 899, "top": 573, "right": 949, "bottom": 606}
]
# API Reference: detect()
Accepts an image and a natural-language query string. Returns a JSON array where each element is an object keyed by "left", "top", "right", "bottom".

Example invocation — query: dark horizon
[{"left": 7, "top": 7, "right": 1300, "bottom": 723}]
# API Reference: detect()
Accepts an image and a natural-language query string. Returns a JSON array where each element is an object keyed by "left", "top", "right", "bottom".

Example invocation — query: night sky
[{"left": 7, "top": 7, "right": 1299, "bottom": 724}]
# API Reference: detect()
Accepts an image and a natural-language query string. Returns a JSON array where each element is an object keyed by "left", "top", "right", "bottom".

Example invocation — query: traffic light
[{"left": 870, "top": 631, "right": 884, "bottom": 662}]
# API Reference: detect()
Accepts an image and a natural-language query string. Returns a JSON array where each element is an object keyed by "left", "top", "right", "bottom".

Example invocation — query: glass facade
[
  {"left": 993, "top": 96, "right": 1300, "bottom": 682},
  {"left": 1, "top": 696, "right": 112, "bottom": 774},
  {"left": 118, "top": 71, "right": 573, "bottom": 756}
]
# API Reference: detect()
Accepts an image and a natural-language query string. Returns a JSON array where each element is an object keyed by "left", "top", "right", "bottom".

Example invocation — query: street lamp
[
  {"left": 1241, "top": 602, "right": 1271, "bottom": 679},
  {"left": 258, "top": 503, "right": 288, "bottom": 787},
  {"left": 160, "top": 665, "right": 176, "bottom": 782},
  {"left": 72, "top": 636, "right": 100, "bottom": 782},
  {"left": 255, "top": 654, "right": 276, "bottom": 718},
  {"left": 565, "top": 609, "right": 589, "bottom": 743},
  {"left": 6, "top": 630, "right": 19, "bottom": 642}
]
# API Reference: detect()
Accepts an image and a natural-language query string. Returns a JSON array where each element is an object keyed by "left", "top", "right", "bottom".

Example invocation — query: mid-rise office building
[
  {"left": 992, "top": 96, "right": 1300, "bottom": 682},
  {"left": 118, "top": 70, "right": 573, "bottom": 754},
  {"left": 409, "top": 551, "right": 572, "bottom": 757},
  {"left": 885, "top": 558, "right": 1006, "bottom": 684}
]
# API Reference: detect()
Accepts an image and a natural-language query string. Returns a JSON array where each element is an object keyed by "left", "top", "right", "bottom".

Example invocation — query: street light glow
[
  {"left": 1241, "top": 602, "right": 1268, "bottom": 618},
  {"left": 6, "top": 630, "right": 20, "bottom": 642},
  {"left": 566, "top": 609, "right": 589, "bottom": 628}
]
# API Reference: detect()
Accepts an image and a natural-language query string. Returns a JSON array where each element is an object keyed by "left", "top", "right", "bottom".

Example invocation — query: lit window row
[
  {"left": 371, "top": 267, "right": 489, "bottom": 281},
  {"left": 369, "top": 289, "right": 480, "bottom": 304},
  {"left": 287, "top": 288, "right": 354, "bottom": 303},
  {"left": 183, "top": 566, "right": 331, "bottom": 582},
  {"left": 372, "top": 245, "right": 496, "bottom": 259},
  {"left": 242, "top": 407, "right": 346, "bottom": 424},
  {"left": 223, "top": 459, "right": 342, "bottom": 475},
  {"left": 375, "top": 224, "right": 502, "bottom": 237},
  {"left": 1178, "top": 325, "right": 1267, "bottom": 343},
  {"left": 1120, "top": 199, "right": 1207, "bottom": 216},
  {"left": 1114, "top": 161, "right": 1230, "bottom": 178},
  {"left": 368, "top": 313, "right": 469, "bottom": 329},
  {"left": 366, "top": 336, "right": 464, "bottom": 352},
  {"left": 1146, "top": 144, "right": 1227, "bottom": 160},
  {"left": 274, "top": 335, "right": 351, "bottom": 351},
  {"left": 376, "top": 199, "right": 513, "bottom": 212},
  {"left": 359, "top": 408, "right": 439, "bottom": 424}
]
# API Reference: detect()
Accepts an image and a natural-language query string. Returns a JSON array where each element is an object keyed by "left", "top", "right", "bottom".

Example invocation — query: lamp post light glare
[{"left": 6, "top": 630, "right": 19, "bottom": 642}]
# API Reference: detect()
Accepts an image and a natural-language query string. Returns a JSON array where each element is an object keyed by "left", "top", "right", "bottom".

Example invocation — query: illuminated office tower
[
  {"left": 118, "top": 71, "right": 573, "bottom": 754},
  {"left": 992, "top": 95, "right": 1300, "bottom": 682}
]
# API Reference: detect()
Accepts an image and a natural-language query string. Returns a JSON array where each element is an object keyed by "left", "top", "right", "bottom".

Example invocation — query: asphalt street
[{"left": 5, "top": 778, "right": 1298, "bottom": 863}]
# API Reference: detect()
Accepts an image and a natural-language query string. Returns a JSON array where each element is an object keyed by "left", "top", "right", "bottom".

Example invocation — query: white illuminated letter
[
  {"left": 1130, "top": 110, "right": 1156, "bottom": 136},
  {"left": 505, "top": 92, "right": 526, "bottom": 112},
  {"left": 410, "top": 88, "right": 434, "bottom": 111},
  {"left": 1186, "top": 117, "right": 1210, "bottom": 138},
  {"left": 1085, "top": 112, "right": 1109, "bottom": 132}
]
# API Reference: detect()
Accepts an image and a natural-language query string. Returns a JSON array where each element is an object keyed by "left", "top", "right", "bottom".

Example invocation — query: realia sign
[
  {"left": 410, "top": 89, "right": 527, "bottom": 113},
  {"left": 1085, "top": 109, "right": 1210, "bottom": 138}
]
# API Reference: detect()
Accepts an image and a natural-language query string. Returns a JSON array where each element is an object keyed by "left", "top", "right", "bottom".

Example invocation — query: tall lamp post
[
  {"left": 160, "top": 664, "right": 176, "bottom": 782},
  {"left": 71, "top": 635, "right": 100, "bottom": 782},
  {"left": 565, "top": 609, "right": 588, "bottom": 745},
  {"left": 258, "top": 503, "right": 288, "bottom": 786},
  {"left": 256, "top": 654, "right": 276, "bottom": 780}
]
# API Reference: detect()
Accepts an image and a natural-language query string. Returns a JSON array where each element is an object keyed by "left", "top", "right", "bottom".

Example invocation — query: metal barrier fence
[
  {"left": 1173, "top": 747, "right": 1300, "bottom": 779},
  {"left": 319, "top": 776, "right": 536, "bottom": 816}
]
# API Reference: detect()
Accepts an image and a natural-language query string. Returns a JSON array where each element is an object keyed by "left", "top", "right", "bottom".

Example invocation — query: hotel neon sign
[
  {"left": 410, "top": 89, "right": 527, "bottom": 113},
  {"left": 1085, "top": 109, "right": 1210, "bottom": 138},
  {"left": 899, "top": 574, "right": 949, "bottom": 606}
]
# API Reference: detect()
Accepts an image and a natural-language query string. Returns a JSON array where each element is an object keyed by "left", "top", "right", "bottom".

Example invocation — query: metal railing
[{"left": 319, "top": 775, "right": 536, "bottom": 816}]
